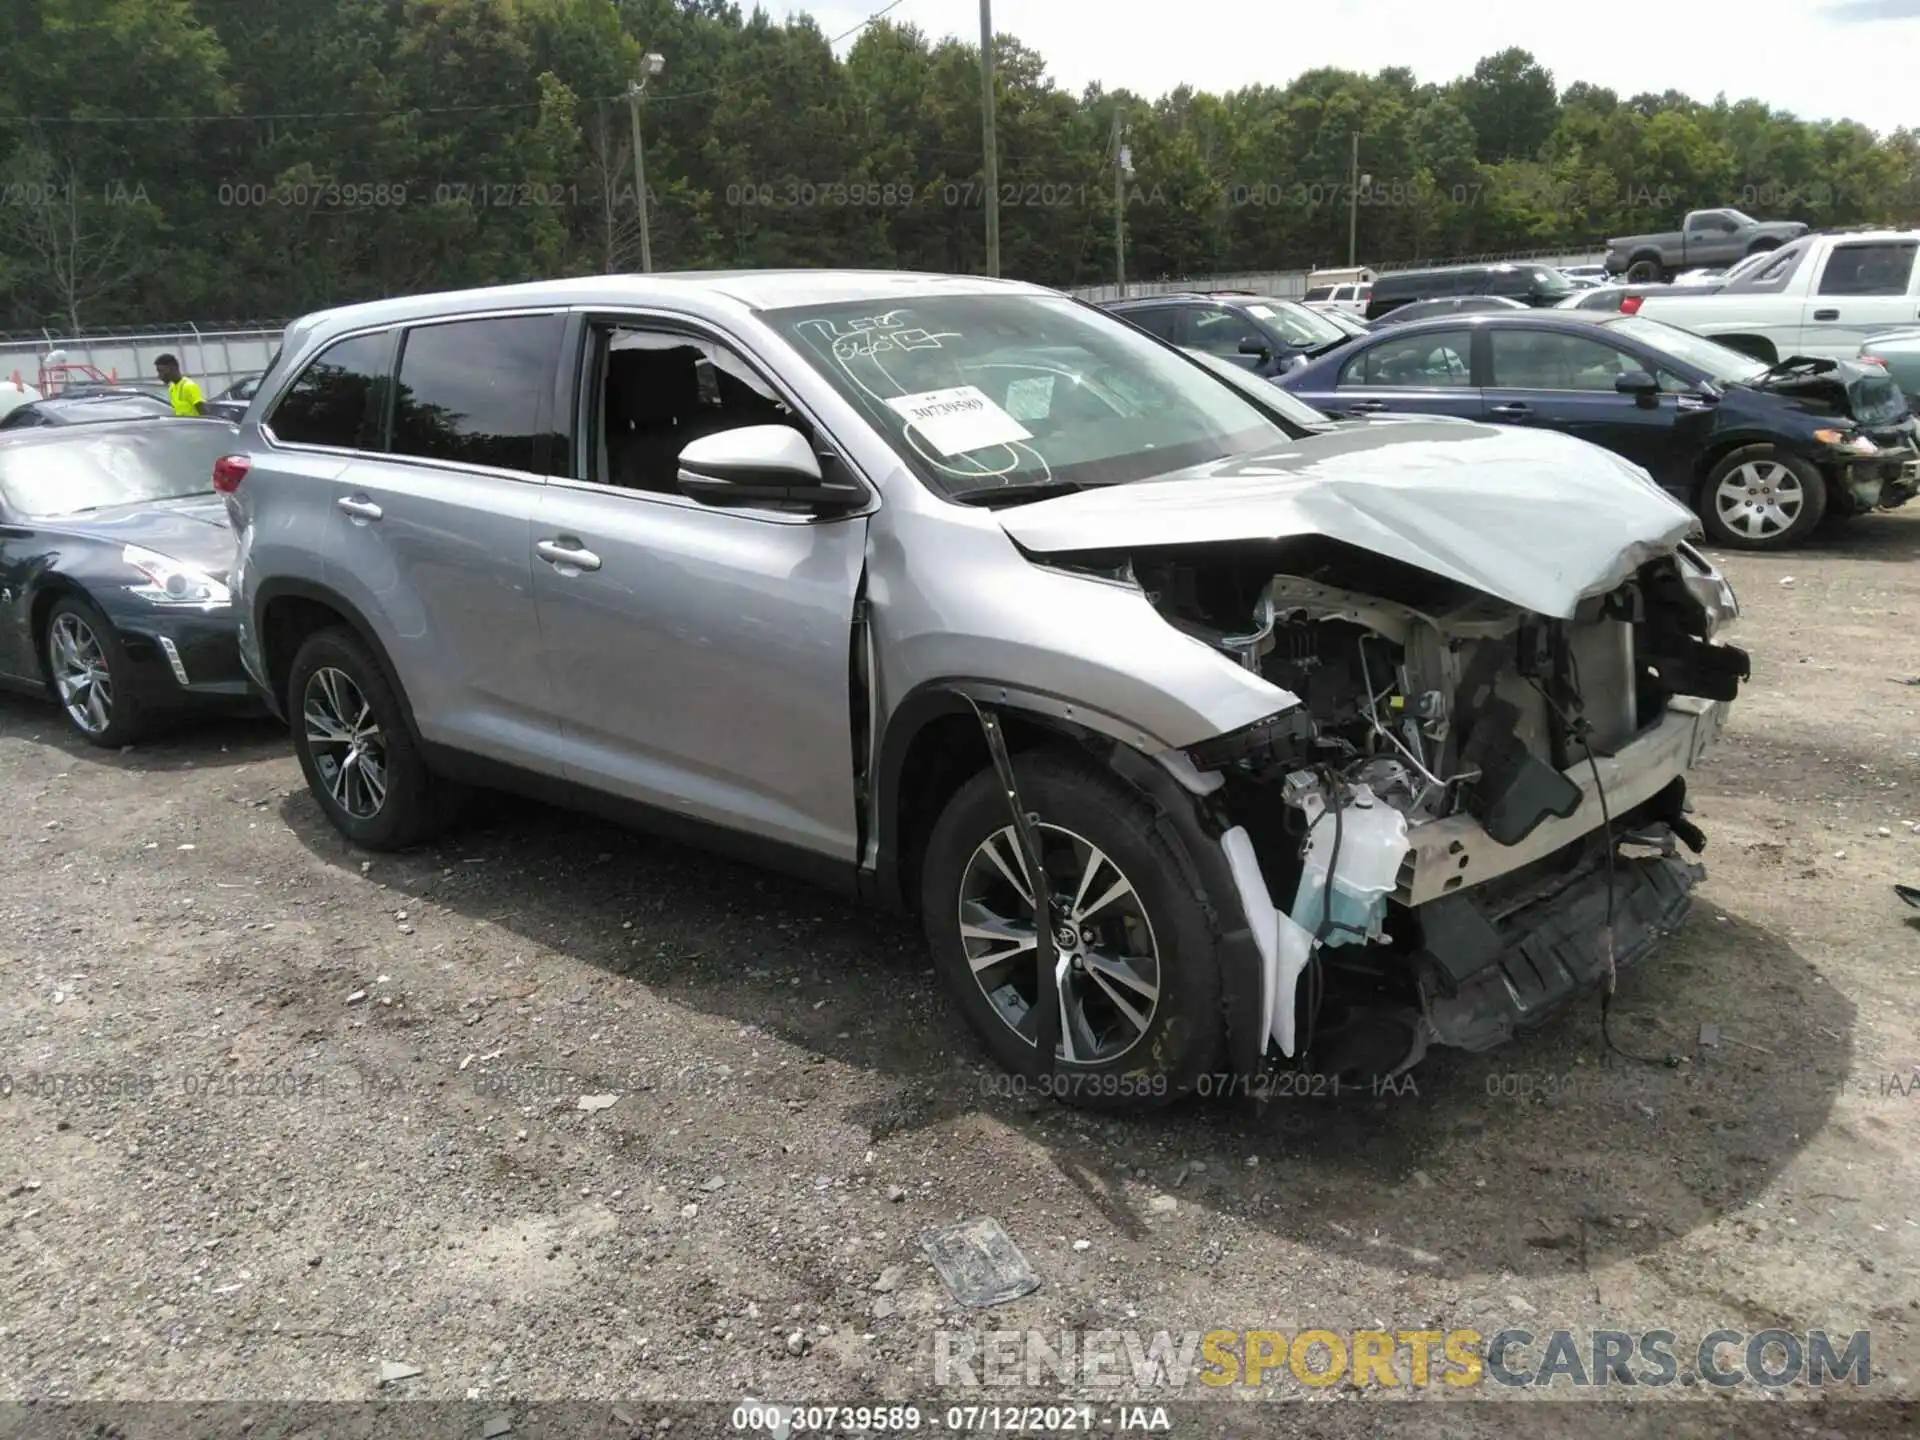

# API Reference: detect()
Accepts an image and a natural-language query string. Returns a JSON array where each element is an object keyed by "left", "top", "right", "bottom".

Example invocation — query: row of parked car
[
  {"left": 0, "top": 266, "right": 1751, "bottom": 1111},
  {"left": 1111, "top": 234, "right": 1920, "bottom": 550},
  {"left": 0, "top": 372, "right": 261, "bottom": 429}
]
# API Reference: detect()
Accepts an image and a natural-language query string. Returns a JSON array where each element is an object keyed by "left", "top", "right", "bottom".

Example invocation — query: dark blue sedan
[{"left": 1279, "top": 311, "right": 1920, "bottom": 550}]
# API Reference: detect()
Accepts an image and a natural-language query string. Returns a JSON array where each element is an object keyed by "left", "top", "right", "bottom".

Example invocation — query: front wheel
[
  {"left": 44, "top": 595, "right": 146, "bottom": 747},
  {"left": 288, "top": 627, "right": 461, "bottom": 850},
  {"left": 919, "top": 750, "right": 1223, "bottom": 1112},
  {"left": 1698, "top": 445, "right": 1828, "bottom": 550}
]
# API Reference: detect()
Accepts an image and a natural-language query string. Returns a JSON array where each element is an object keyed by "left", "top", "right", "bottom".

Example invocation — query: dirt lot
[{"left": 3, "top": 513, "right": 1919, "bottom": 1437}]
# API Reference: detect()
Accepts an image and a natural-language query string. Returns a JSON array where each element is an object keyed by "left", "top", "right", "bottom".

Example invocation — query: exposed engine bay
[{"left": 1120, "top": 535, "right": 1750, "bottom": 1081}]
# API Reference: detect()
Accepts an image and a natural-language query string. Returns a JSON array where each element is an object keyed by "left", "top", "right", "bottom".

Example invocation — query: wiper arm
[{"left": 951, "top": 480, "right": 1086, "bottom": 507}]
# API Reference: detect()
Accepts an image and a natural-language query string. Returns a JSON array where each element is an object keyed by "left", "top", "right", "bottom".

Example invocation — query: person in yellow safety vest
[{"left": 155, "top": 353, "right": 207, "bottom": 416}]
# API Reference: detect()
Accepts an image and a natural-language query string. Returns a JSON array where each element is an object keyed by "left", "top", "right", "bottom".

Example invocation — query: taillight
[
  {"left": 213, "top": 454, "right": 250, "bottom": 494},
  {"left": 1861, "top": 355, "right": 1886, "bottom": 368},
  {"left": 1620, "top": 295, "right": 1644, "bottom": 315}
]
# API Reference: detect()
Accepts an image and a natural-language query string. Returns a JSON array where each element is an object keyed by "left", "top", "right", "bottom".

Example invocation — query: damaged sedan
[
  {"left": 230, "top": 273, "right": 1748, "bottom": 1113},
  {"left": 1282, "top": 310, "right": 1920, "bottom": 550}
]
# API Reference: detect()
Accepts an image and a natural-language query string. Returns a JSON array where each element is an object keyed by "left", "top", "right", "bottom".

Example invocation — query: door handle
[
  {"left": 1489, "top": 402, "right": 1532, "bottom": 419},
  {"left": 1346, "top": 399, "right": 1388, "bottom": 413},
  {"left": 1813, "top": 308, "right": 1839, "bottom": 321},
  {"left": 336, "top": 495, "right": 382, "bottom": 522},
  {"left": 536, "top": 538, "right": 601, "bottom": 573}
]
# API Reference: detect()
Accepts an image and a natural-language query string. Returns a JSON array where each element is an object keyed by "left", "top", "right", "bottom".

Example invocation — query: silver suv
[{"left": 222, "top": 271, "right": 1747, "bottom": 1111}]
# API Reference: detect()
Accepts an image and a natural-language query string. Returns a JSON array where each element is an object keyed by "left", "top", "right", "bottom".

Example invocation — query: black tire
[
  {"left": 1698, "top": 444, "right": 1828, "bottom": 550},
  {"left": 42, "top": 594, "right": 147, "bottom": 748},
  {"left": 1624, "top": 257, "right": 1665, "bottom": 284},
  {"left": 287, "top": 626, "right": 461, "bottom": 850},
  {"left": 919, "top": 749, "right": 1223, "bottom": 1112}
]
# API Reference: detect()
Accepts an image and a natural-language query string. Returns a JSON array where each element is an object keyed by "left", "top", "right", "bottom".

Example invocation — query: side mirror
[
  {"left": 1238, "top": 336, "right": 1271, "bottom": 358},
  {"left": 1614, "top": 371, "right": 1660, "bottom": 405},
  {"left": 675, "top": 425, "right": 865, "bottom": 513}
]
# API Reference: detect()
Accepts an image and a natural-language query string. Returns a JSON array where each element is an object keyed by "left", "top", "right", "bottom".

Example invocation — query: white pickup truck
[{"left": 1633, "top": 230, "right": 1920, "bottom": 363}]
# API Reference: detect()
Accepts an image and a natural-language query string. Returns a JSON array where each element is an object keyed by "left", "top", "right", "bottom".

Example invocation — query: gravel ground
[{"left": 3, "top": 514, "right": 1919, "bottom": 1437}]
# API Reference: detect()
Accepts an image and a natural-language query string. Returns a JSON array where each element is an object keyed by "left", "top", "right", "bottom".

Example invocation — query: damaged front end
[
  {"left": 1136, "top": 535, "right": 1747, "bottom": 1079},
  {"left": 1752, "top": 355, "right": 1920, "bottom": 512}
]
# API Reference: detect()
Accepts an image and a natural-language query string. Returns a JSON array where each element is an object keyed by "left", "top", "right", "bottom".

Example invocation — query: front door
[
  {"left": 1802, "top": 239, "right": 1920, "bottom": 358},
  {"left": 1181, "top": 304, "right": 1277, "bottom": 375},
  {"left": 529, "top": 320, "right": 868, "bottom": 863},
  {"left": 1480, "top": 326, "right": 1691, "bottom": 490}
]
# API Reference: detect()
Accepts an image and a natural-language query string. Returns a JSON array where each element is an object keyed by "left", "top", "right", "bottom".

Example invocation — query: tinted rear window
[
  {"left": 1303, "top": 287, "right": 1334, "bottom": 301},
  {"left": 1374, "top": 269, "right": 1482, "bottom": 300},
  {"left": 391, "top": 314, "right": 566, "bottom": 474},
  {"left": 269, "top": 331, "right": 392, "bottom": 449}
]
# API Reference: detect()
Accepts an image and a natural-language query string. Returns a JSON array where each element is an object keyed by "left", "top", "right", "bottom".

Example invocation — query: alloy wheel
[
  {"left": 49, "top": 612, "right": 113, "bottom": 735},
  {"left": 303, "top": 666, "right": 388, "bottom": 819},
  {"left": 1714, "top": 459, "right": 1806, "bottom": 541},
  {"left": 957, "top": 822, "right": 1162, "bottom": 1064}
]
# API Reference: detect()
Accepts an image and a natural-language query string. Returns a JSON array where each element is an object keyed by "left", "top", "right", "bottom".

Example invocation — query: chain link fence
[{"left": 0, "top": 323, "right": 286, "bottom": 400}]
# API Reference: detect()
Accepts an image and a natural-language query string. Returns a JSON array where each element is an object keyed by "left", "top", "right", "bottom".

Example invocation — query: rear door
[
  {"left": 317, "top": 312, "right": 565, "bottom": 771},
  {"left": 1480, "top": 326, "right": 1693, "bottom": 490},
  {"left": 1802, "top": 240, "right": 1920, "bottom": 358},
  {"left": 1297, "top": 327, "right": 1479, "bottom": 419},
  {"left": 1118, "top": 304, "right": 1181, "bottom": 343}
]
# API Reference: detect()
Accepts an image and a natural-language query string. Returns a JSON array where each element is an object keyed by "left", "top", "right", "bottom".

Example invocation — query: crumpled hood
[
  {"left": 994, "top": 418, "right": 1697, "bottom": 619},
  {"left": 1746, "top": 355, "right": 1911, "bottom": 429}
]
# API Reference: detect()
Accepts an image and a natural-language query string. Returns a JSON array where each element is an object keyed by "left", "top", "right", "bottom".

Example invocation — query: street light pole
[
  {"left": 979, "top": 0, "right": 1000, "bottom": 277},
  {"left": 1347, "top": 130, "right": 1359, "bottom": 268},
  {"left": 1113, "top": 109, "right": 1131, "bottom": 293},
  {"left": 627, "top": 52, "right": 666, "bottom": 273}
]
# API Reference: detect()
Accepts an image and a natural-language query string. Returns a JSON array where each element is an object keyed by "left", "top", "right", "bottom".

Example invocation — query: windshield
[
  {"left": 1718, "top": 249, "right": 1774, "bottom": 284},
  {"left": 0, "top": 424, "right": 230, "bottom": 517},
  {"left": 762, "top": 294, "right": 1304, "bottom": 500},
  {"left": 1604, "top": 316, "right": 1770, "bottom": 385},
  {"left": 1176, "top": 348, "right": 1336, "bottom": 428},
  {"left": 1243, "top": 299, "right": 1346, "bottom": 348}
]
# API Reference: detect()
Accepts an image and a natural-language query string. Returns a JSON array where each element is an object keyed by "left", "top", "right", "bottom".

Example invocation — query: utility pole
[
  {"left": 1347, "top": 130, "right": 1359, "bottom": 269},
  {"left": 626, "top": 52, "right": 666, "bottom": 273},
  {"left": 979, "top": 0, "right": 1000, "bottom": 277},
  {"left": 1113, "top": 111, "right": 1125, "bottom": 292}
]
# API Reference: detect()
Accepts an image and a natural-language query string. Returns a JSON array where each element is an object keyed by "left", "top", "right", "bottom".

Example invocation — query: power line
[{"left": 832, "top": 0, "right": 909, "bottom": 44}]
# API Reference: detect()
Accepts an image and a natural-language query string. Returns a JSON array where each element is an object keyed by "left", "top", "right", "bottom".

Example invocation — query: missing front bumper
[
  {"left": 1416, "top": 844, "right": 1701, "bottom": 1052},
  {"left": 1395, "top": 697, "right": 1725, "bottom": 908}
]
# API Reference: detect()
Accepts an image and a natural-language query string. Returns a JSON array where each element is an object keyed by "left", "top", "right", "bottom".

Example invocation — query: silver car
[{"left": 221, "top": 271, "right": 1748, "bottom": 1111}]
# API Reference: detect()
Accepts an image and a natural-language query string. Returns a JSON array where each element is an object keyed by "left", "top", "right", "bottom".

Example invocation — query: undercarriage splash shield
[{"left": 1419, "top": 848, "right": 1701, "bottom": 1052}]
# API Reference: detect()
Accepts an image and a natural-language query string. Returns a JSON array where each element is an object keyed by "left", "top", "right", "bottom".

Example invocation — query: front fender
[{"left": 868, "top": 504, "right": 1295, "bottom": 758}]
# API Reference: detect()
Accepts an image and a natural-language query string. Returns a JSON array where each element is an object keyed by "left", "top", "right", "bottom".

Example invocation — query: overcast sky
[{"left": 801, "top": 0, "right": 1920, "bottom": 136}]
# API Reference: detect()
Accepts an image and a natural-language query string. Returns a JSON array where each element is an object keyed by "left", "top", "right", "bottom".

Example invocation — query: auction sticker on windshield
[{"left": 885, "top": 386, "right": 1033, "bottom": 455}]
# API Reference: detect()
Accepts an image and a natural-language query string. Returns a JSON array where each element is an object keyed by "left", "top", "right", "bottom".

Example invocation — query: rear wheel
[
  {"left": 1624, "top": 257, "right": 1665, "bottom": 284},
  {"left": 288, "top": 627, "right": 461, "bottom": 849},
  {"left": 1699, "top": 445, "right": 1828, "bottom": 550},
  {"left": 44, "top": 596, "right": 146, "bottom": 747},
  {"left": 919, "top": 750, "right": 1223, "bottom": 1112}
]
